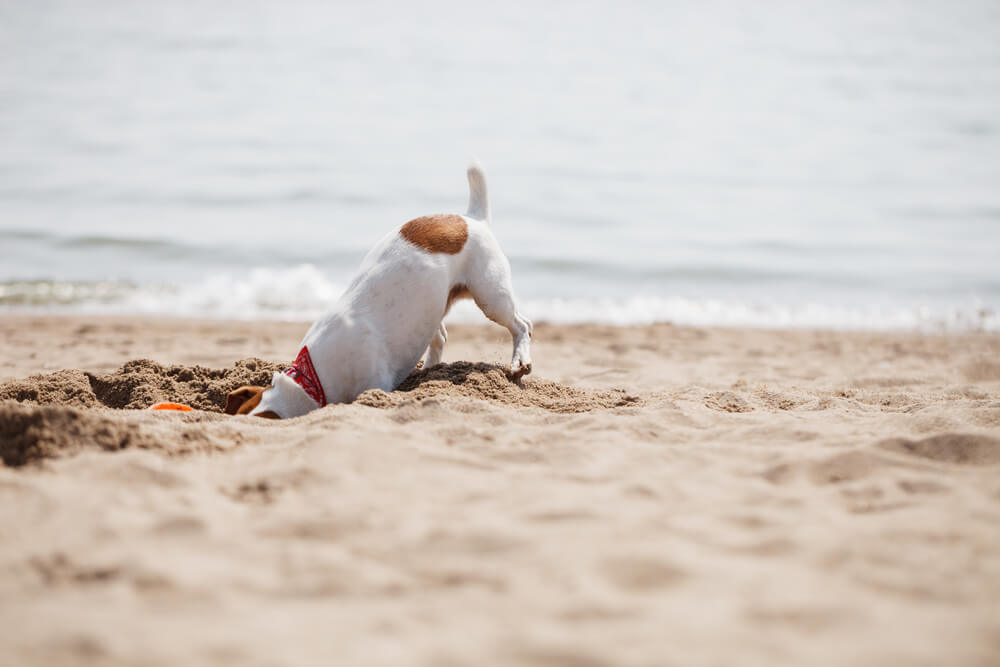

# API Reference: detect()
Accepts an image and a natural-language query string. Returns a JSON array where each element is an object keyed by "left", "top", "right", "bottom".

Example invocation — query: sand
[{"left": 1, "top": 315, "right": 999, "bottom": 666}]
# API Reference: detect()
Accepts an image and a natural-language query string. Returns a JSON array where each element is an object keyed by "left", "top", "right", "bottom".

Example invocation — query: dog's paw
[{"left": 510, "top": 360, "right": 532, "bottom": 377}]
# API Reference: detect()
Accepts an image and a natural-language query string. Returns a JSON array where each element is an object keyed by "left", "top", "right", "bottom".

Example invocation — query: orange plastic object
[{"left": 148, "top": 402, "right": 194, "bottom": 412}]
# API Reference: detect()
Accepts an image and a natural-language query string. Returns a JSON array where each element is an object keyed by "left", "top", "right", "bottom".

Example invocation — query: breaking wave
[{"left": 2, "top": 265, "right": 996, "bottom": 332}]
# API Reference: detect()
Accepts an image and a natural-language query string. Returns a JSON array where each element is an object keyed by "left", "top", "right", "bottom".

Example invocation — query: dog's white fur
[{"left": 251, "top": 163, "right": 532, "bottom": 419}]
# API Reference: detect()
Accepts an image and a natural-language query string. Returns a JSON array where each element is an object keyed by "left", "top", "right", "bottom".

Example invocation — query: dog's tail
[{"left": 466, "top": 161, "right": 490, "bottom": 222}]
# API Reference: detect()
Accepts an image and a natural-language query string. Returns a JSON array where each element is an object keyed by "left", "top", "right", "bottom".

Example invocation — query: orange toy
[{"left": 148, "top": 402, "right": 195, "bottom": 412}]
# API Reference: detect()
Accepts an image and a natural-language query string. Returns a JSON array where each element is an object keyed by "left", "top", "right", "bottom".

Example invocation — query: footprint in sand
[
  {"left": 877, "top": 433, "right": 1000, "bottom": 465},
  {"left": 601, "top": 556, "right": 687, "bottom": 592},
  {"left": 762, "top": 450, "right": 889, "bottom": 486}
]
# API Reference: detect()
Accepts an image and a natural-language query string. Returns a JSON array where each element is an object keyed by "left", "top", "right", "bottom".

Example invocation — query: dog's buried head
[
  {"left": 225, "top": 386, "right": 265, "bottom": 415},
  {"left": 224, "top": 370, "right": 318, "bottom": 420}
]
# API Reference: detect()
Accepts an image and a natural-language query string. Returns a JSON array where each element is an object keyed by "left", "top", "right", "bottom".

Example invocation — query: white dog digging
[{"left": 248, "top": 164, "right": 532, "bottom": 419}]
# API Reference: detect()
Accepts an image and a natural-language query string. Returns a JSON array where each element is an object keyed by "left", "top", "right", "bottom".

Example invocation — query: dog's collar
[{"left": 284, "top": 346, "right": 326, "bottom": 407}]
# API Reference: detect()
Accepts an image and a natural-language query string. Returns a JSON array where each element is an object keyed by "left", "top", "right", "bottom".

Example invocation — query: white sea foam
[
  {"left": 451, "top": 296, "right": 998, "bottom": 332},
  {"left": 116, "top": 265, "right": 347, "bottom": 320},
  {"left": 2, "top": 266, "right": 996, "bottom": 332}
]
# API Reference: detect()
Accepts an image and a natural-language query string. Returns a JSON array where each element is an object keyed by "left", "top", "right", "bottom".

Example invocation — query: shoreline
[{"left": 2, "top": 289, "right": 997, "bottom": 334}]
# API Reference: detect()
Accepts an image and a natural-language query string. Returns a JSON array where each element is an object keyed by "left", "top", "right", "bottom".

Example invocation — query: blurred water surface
[{"left": 1, "top": 0, "right": 998, "bottom": 328}]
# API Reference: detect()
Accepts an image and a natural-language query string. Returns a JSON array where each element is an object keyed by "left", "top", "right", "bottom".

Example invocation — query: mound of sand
[
  {"left": 0, "top": 358, "right": 282, "bottom": 412},
  {"left": 1, "top": 358, "right": 641, "bottom": 415},
  {"left": 0, "top": 403, "right": 241, "bottom": 467},
  {"left": 0, "top": 357, "right": 285, "bottom": 467},
  {"left": 0, "top": 359, "right": 644, "bottom": 467},
  {"left": 356, "top": 361, "right": 642, "bottom": 412}
]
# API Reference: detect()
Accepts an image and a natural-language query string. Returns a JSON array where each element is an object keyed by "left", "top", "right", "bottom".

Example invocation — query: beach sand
[{"left": 1, "top": 315, "right": 999, "bottom": 666}]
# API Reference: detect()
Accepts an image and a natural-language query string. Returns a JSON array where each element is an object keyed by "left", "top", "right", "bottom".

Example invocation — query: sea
[{"left": 1, "top": 0, "right": 998, "bottom": 331}]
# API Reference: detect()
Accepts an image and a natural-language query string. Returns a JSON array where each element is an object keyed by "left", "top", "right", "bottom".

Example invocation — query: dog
[{"left": 225, "top": 163, "right": 532, "bottom": 419}]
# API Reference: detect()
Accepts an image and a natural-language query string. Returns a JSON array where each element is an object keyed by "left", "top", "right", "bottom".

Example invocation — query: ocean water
[{"left": 1, "top": 0, "right": 998, "bottom": 330}]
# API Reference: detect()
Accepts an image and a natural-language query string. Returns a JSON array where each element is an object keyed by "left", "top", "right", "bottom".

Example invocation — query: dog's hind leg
[
  {"left": 424, "top": 321, "right": 448, "bottom": 368},
  {"left": 467, "top": 260, "right": 532, "bottom": 375}
]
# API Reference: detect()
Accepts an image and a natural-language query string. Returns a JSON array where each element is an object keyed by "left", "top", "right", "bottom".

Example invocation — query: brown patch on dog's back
[{"left": 400, "top": 214, "right": 468, "bottom": 254}]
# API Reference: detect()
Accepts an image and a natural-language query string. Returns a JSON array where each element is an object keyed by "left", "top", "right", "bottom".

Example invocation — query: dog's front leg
[{"left": 425, "top": 321, "right": 448, "bottom": 368}]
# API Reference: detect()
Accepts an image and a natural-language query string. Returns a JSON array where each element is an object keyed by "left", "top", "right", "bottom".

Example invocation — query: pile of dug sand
[
  {"left": 0, "top": 358, "right": 283, "bottom": 412},
  {"left": 1, "top": 358, "right": 640, "bottom": 414},
  {"left": 356, "top": 361, "right": 642, "bottom": 412},
  {"left": 0, "top": 358, "right": 643, "bottom": 467}
]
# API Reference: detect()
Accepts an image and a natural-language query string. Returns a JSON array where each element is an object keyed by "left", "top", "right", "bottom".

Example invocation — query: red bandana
[{"left": 284, "top": 346, "right": 327, "bottom": 407}]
